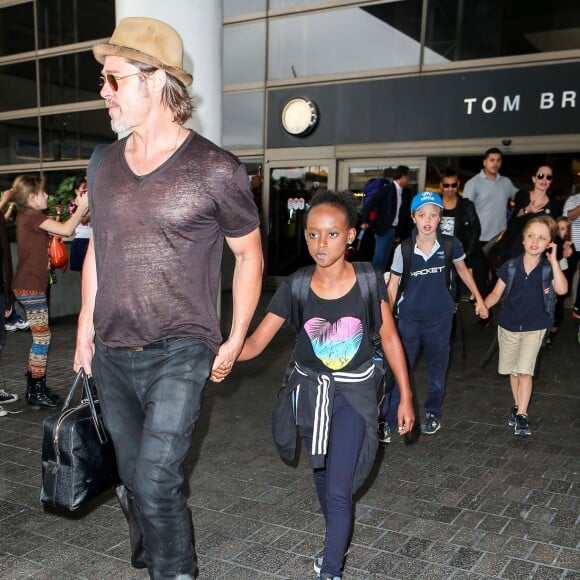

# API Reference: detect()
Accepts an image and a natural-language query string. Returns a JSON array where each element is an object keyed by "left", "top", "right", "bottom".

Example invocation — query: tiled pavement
[{"left": 0, "top": 298, "right": 578, "bottom": 579}]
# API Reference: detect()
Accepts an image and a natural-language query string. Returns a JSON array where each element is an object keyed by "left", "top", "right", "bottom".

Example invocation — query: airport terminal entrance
[{"left": 258, "top": 149, "right": 579, "bottom": 281}]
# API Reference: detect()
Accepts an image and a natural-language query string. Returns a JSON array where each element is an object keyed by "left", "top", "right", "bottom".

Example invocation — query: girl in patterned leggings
[{"left": 11, "top": 175, "right": 88, "bottom": 409}]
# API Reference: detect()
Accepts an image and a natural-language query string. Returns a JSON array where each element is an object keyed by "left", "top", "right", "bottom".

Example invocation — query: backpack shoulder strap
[
  {"left": 352, "top": 262, "right": 382, "bottom": 333},
  {"left": 87, "top": 144, "right": 108, "bottom": 194},
  {"left": 502, "top": 258, "right": 517, "bottom": 299},
  {"left": 542, "top": 258, "right": 556, "bottom": 322},
  {"left": 87, "top": 144, "right": 109, "bottom": 217},
  {"left": 395, "top": 237, "right": 414, "bottom": 311},
  {"left": 289, "top": 265, "right": 315, "bottom": 330},
  {"left": 441, "top": 234, "right": 455, "bottom": 292}
]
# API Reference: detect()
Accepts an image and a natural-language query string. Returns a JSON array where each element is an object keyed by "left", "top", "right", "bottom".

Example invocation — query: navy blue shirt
[{"left": 497, "top": 257, "right": 553, "bottom": 331}]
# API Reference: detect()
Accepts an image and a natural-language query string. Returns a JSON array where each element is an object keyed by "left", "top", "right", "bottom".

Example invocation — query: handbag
[
  {"left": 48, "top": 235, "right": 68, "bottom": 271},
  {"left": 481, "top": 229, "right": 506, "bottom": 271},
  {"left": 41, "top": 369, "right": 120, "bottom": 511}
]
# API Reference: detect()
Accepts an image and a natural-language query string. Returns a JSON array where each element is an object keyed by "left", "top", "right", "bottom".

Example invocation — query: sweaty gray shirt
[
  {"left": 90, "top": 132, "right": 259, "bottom": 351},
  {"left": 463, "top": 170, "right": 517, "bottom": 241}
]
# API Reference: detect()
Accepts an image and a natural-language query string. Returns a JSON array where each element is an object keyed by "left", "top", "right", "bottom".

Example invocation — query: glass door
[
  {"left": 338, "top": 158, "right": 427, "bottom": 214},
  {"left": 338, "top": 158, "right": 426, "bottom": 261},
  {"left": 265, "top": 161, "right": 334, "bottom": 278}
]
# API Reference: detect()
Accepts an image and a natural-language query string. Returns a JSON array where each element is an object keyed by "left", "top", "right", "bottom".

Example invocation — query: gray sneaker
[
  {"left": 314, "top": 548, "right": 349, "bottom": 576},
  {"left": 421, "top": 413, "right": 441, "bottom": 435},
  {"left": 13, "top": 319, "right": 30, "bottom": 330},
  {"left": 377, "top": 421, "right": 392, "bottom": 443},
  {"left": 514, "top": 414, "right": 531, "bottom": 436},
  {"left": 0, "top": 389, "right": 18, "bottom": 404},
  {"left": 508, "top": 405, "right": 518, "bottom": 427},
  {"left": 313, "top": 550, "right": 323, "bottom": 575}
]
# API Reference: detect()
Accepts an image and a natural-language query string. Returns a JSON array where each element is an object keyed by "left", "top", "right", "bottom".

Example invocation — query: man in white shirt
[
  {"left": 563, "top": 192, "right": 580, "bottom": 318},
  {"left": 463, "top": 147, "right": 518, "bottom": 295}
]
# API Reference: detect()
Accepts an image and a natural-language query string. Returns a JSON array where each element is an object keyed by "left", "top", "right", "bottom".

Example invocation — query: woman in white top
[{"left": 68, "top": 176, "right": 90, "bottom": 272}]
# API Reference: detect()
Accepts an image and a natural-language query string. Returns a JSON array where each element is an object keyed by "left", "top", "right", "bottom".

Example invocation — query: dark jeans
[
  {"left": 556, "top": 251, "right": 580, "bottom": 326},
  {"left": 573, "top": 251, "right": 580, "bottom": 311},
  {"left": 371, "top": 226, "right": 396, "bottom": 273},
  {"left": 472, "top": 241, "right": 495, "bottom": 296},
  {"left": 304, "top": 392, "right": 365, "bottom": 577},
  {"left": 93, "top": 338, "right": 214, "bottom": 580},
  {"left": 382, "top": 315, "right": 453, "bottom": 428},
  {"left": 69, "top": 237, "right": 90, "bottom": 272},
  {"left": 0, "top": 293, "right": 5, "bottom": 350}
]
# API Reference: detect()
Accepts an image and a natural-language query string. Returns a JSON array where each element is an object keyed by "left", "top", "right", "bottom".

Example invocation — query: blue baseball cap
[{"left": 410, "top": 191, "right": 443, "bottom": 213}]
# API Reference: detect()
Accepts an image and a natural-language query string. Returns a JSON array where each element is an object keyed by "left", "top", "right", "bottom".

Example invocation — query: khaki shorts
[{"left": 497, "top": 326, "right": 546, "bottom": 376}]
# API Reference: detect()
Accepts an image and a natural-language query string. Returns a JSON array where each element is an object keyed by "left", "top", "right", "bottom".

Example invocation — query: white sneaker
[
  {"left": 14, "top": 319, "right": 30, "bottom": 330},
  {"left": 0, "top": 389, "right": 18, "bottom": 404},
  {"left": 0, "top": 405, "right": 7, "bottom": 417}
]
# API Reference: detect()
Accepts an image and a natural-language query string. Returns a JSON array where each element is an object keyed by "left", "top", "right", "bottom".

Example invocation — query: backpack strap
[
  {"left": 289, "top": 265, "right": 315, "bottom": 330},
  {"left": 394, "top": 237, "right": 414, "bottom": 315},
  {"left": 441, "top": 234, "right": 456, "bottom": 298},
  {"left": 503, "top": 259, "right": 517, "bottom": 299},
  {"left": 542, "top": 259, "right": 556, "bottom": 324},
  {"left": 87, "top": 144, "right": 109, "bottom": 221},
  {"left": 352, "top": 262, "right": 382, "bottom": 333},
  {"left": 87, "top": 144, "right": 108, "bottom": 194}
]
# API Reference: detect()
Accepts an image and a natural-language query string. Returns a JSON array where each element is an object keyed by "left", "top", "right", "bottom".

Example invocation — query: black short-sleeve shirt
[{"left": 267, "top": 274, "right": 387, "bottom": 372}]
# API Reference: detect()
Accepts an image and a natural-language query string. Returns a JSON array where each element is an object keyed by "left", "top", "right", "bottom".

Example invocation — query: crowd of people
[
  {"left": 359, "top": 150, "right": 576, "bottom": 444},
  {"left": 0, "top": 15, "right": 577, "bottom": 580}
]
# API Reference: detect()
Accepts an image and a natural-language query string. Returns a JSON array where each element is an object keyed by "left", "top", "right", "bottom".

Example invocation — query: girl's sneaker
[
  {"left": 514, "top": 414, "right": 531, "bottom": 436},
  {"left": 508, "top": 405, "right": 518, "bottom": 427},
  {"left": 314, "top": 548, "right": 349, "bottom": 576},
  {"left": 421, "top": 413, "right": 441, "bottom": 435}
]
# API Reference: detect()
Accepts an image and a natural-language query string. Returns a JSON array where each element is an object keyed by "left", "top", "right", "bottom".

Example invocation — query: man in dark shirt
[
  {"left": 361, "top": 165, "right": 410, "bottom": 272},
  {"left": 74, "top": 18, "right": 263, "bottom": 579}
]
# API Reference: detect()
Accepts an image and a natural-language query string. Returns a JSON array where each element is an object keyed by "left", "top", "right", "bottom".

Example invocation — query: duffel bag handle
[{"left": 62, "top": 369, "right": 109, "bottom": 446}]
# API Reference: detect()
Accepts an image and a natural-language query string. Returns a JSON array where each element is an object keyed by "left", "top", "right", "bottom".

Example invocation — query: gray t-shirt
[
  {"left": 90, "top": 132, "right": 260, "bottom": 351},
  {"left": 463, "top": 170, "right": 517, "bottom": 241}
]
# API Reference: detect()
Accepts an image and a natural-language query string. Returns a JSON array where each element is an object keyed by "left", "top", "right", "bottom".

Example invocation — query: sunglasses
[
  {"left": 536, "top": 173, "right": 553, "bottom": 181},
  {"left": 441, "top": 182, "right": 459, "bottom": 188},
  {"left": 98, "top": 71, "right": 142, "bottom": 91}
]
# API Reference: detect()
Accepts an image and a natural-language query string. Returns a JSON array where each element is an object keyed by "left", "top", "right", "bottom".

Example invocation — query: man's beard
[{"left": 111, "top": 117, "right": 131, "bottom": 136}]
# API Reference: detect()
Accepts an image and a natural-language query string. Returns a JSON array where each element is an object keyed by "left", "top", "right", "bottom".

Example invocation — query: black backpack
[{"left": 362, "top": 178, "right": 390, "bottom": 228}]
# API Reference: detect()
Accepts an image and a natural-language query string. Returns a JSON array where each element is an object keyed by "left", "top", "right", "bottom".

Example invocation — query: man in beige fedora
[{"left": 74, "top": 17, "right": 263, "bottom": 580}]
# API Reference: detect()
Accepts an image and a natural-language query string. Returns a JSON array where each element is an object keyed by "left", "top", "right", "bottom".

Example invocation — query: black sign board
[{"left": 267, "top": 62, "right": 580, "bottom": 148}]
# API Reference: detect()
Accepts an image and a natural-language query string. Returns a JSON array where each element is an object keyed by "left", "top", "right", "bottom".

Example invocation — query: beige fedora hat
[{"left": 93, "top": 17, "right": 193, "bottom": 87}]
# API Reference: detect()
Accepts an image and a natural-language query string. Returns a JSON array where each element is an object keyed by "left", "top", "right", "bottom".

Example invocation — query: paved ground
[{"left": 0, "top": 296, "right": 578, "bottom": 579}]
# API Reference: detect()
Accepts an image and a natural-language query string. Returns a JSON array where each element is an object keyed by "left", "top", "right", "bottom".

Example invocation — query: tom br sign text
[{"left": 464, "top": 91, "right": 576, "bottom": 114}]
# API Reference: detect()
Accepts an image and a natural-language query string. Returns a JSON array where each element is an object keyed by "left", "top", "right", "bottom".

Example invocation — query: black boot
[
  {"left": 27, "top": 374, "right": 60, "bottom": 410},
  {"left": 25, "top": 372, "right": 34, "bottom": 406}
]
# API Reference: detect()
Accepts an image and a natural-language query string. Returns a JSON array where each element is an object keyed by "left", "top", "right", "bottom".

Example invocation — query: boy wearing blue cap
[{"left": 380, "top": 192, "right": 488, "bottom": 439}]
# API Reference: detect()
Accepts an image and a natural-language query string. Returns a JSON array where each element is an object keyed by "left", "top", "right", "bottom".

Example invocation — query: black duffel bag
[{"left": 41, "top": 368, "right": 120, "bottom": 511}]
